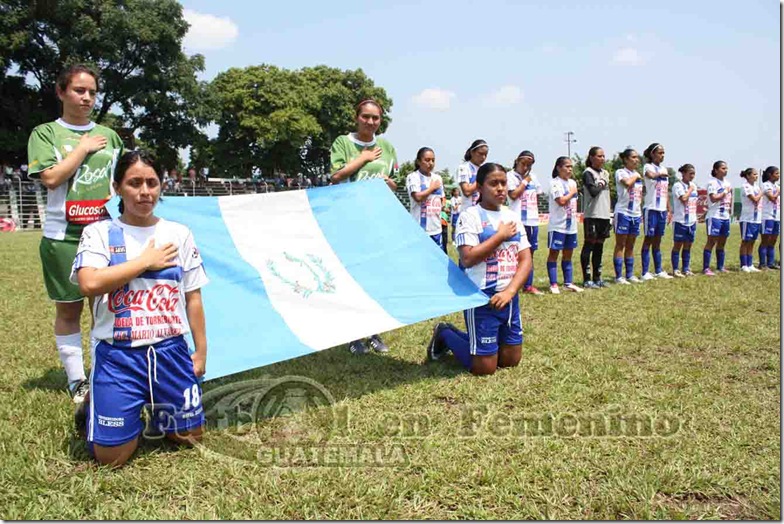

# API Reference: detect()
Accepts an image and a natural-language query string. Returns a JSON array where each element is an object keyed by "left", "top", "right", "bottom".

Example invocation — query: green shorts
[{"left": 39, "top": 237, "right": 83, "bottom": 302}]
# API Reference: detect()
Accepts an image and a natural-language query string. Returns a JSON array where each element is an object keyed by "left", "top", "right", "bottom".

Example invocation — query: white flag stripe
[{"left": 218, "top": 191, "right": 403, "bottom": 349}]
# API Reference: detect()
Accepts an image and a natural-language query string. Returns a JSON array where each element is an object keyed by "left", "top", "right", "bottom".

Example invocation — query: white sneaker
[
  {"left": 641, "top": 272, "right": 656, "bottom": 281},
  {"left": 655, "top": 271, "right": 674, "bottom": 279},
  {"left": 550, "top": 284, "right": 560, "bottom": 294},
  {"left": 628, "top": 275, "right": 643, "bottom": 283},
  {"left": 564, "top": 283, "right": 584, "bottom": 293},
  {"left": 673, "top": 270, "right": 685, "bottom": 278},
  {"left": 748, "top": 265, "right": 761, "bottom": 273},
  {"left": 740, "top": 266, "right": 751, "bottom": 273},
  {"left": 615, "top": 277, "right": 631, "bottom": 285}
]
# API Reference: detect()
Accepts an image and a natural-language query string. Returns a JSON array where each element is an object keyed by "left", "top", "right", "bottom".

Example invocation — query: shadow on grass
[
  {"left": 65, "top": 431, "right": 195, "bottom": 465},
  {"left": 22, "top": 367, "right": 68, "bottom": 392}
]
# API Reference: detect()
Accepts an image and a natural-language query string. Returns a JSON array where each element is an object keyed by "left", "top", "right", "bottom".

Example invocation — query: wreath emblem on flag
[{"left": 266, "top": 252, "right": 336, "bottom": 298}]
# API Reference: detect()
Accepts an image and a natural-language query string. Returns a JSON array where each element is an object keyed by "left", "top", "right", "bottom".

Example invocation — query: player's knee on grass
[
  {"left": 166, "top": 425, "right": 204, "bottom": 446},
  {"left": 470, "top": 354, "right": 498, "bottom": 376},
  {"left": 93, "top": 438, "right": 139, "bottom": 467},
  {"left": 498, "top": 345, "right": 522, "bottom": 368}
]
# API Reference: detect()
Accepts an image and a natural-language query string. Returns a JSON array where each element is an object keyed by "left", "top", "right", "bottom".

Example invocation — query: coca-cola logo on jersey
[{"left": 108, "top": 284, "right": 180, "bottom": 314}]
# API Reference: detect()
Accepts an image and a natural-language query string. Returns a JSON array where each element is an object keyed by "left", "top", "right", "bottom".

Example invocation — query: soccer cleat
[
  {"left": 523, "top": 286, "right": 545, "bottom": 296},
  {"left": 703, "top": 268, "right": 716, "bottom": 276},
  {"left": 583, "top": 280, "right": 599, "bottom": 290},
  {"left": 74, "top": 400, "right": 88, "bottom": 438},
  {"left": 740, "top": 266, "right": 751, "bottom": 273},
  {"left": 564, "top": 283, "right": 584, "bottom": 293},
  {"left": 349, "top": 339, "right": 370, "bottom": 355},
  {"left": 769, "top": 262, "right": 780, "bottom": 270},
  {"left": 655, "top": 271, "right": 673, "bottom": 279},
  {"left": 683, "top": 270, "right": 696, "bottom": 277},
  {"left": 595, "top": 280, "right": 610, "bottom": 288},
  {"left": 549, "top": 284, "right": 561, "bottom": 294},
  {"left": 69, "top": 379, "right": 90, "bottom": 404},
  {"left": 368, "top": 334, "right": 390, "bottom": 353},
  {"left": 615, "top": 277, "right": 631, "bottom": 285},
  {"left": 748, "top": 265, "right": 761, "bottom": 273},
  {"left": 628, "top": 275, "right": 643, "bottom": 284},
  {"left": 673, "top": 270, "right": 685, "bottom": 278},
  {"left": 426, "top": 323, "right": 450, "bottom": 361},
  {"left": 717, "top": 268, "right": 730, "bottom": 274},
  {"left": 641, "top": 272, "right": 656, "bottom": 281}
]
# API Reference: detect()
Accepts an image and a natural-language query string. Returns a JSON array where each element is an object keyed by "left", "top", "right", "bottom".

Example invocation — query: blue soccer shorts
[
  {"left": 740, "top": 222, "right": 761, "bottom": 242},
  {"left": 88, "top": 335, "right": 205, "bottom": 447},
  {"left": 673, "top": 222, "right": 696, "bottom": 243},
  {"left": 464, "top": 293, "right": 523, "bottom": 356},
  {"left": 762, "top": 220, "right": 780, "bottom": 236},
  {"left": 706, "top": 217, "right": 730, "bottom": 238},
  {"left": 614, "top": 213, "right": 641, "bottom": 236},
  {"left": 547, "top": 231, "right": 578, "bottom": 251},
  {"left": 524, "top": 225, "right": 539, "bottom": 251},
  {"left": 644, "top": 209, "right": 667, "bottom": 237}
]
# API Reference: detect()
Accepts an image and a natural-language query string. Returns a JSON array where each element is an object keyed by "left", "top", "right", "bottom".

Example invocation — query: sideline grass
[{"left": 0, "top": 227, "right": 780, "bottom": 519}]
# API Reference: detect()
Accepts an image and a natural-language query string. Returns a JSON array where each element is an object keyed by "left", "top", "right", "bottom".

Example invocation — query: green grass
[{"left": 0, "top": 226, "right": 780, "bottom": 519}]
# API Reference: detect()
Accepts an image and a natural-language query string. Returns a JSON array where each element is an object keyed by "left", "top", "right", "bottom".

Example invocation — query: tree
[
  {"left": 207, "top": 64, "right": 392, "bottom": 178},
  {"left": 0, "top": 0, "right": 210, "bottom": 167}
]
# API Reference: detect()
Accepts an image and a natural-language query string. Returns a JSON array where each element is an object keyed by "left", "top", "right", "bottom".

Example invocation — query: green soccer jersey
[
  {"left": 28, "top": 119, "right": 124, "bottom": 241},
  {"left": 330, "top": 133, "right": 398, "bottom": 183}
]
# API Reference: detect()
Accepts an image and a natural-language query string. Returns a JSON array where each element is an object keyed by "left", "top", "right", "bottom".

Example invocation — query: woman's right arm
[
  {"left": 77, "top": 239, "right": 178, "bottom": 296},
  {"left": 330, "top": 148, "right": 380, "bottom": 184},
  {"left": 619, "top": 171, "right": 640, "bottom": 188},
  {"left": 39, "top": 134, "right": 108, "bottom": 190}
]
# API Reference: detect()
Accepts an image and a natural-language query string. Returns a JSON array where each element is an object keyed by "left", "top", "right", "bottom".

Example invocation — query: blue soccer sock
[
  {"left": 641, "top": 247, "right": 650, "bottom": 274},
  {"left": 759, "top": 245, "right": 767, "bottom": 267},
  {"left": 613, "top": 257, "right": 623, "bottom": 279},
  {"left": 653, "top": 248, "right": 663, "bottom": 273},
  {"left": 441, "top": 325, "right": 472, "bottom": 370},
  {"left": 625, "top": 257, "right": 635, "bottom": 279},
  {"left": 547, "top": 261, "right": 558, "bottom": 285},
  {"left": 682, "top": 250, "right": 691, "bottom": 272},
  {"left": 716, "top": 249, "right": 725, "bottom": 270},
  {"left": 525, "top": 267, "right": 534, "bottom": 288},
  {"left": 561, "top": 260, "right": 573, "bottom": 285},
  {"left": 767, "top": 245, "right": 777, "bottom": 267},
  {"left": 703, "top": 249, "right": 712, "bottom": 271},
  {"left": 671, "top": 250, "right": 679, "bottom": 272}
]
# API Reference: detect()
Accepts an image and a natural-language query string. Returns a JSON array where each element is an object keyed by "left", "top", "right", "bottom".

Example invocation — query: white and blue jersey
[
  {"left": 457, "top": 161, "right": 481, "bottom": 212},
  {"left": 740, "top": 182, "right": 762, "bottom": 224},
  {"left": 672, "top": 181, "right": 698, "bottom": 226},
  {"left": 643, "top": 163, "right": 669, "bottom": 212},
  {"left": 455, "top": 205, "right": 529, "bottom": 293},
  {"left": 706, "top": 178, "right": 733, "bottom": 221},
  {"left": 761, "top": 181, "right": 780, "bottom": 222},
  {"left": 548, "top": 178, "right": 578, "bottom": 234},
  {"left": 506, "top": 170, "right": 543, "bottom": 227},
  {"left": 406, "top": 170, "right": 444, "bottom": 236},
  {"left": 614, "top": 168, "right": 643, "bottom": 218}
]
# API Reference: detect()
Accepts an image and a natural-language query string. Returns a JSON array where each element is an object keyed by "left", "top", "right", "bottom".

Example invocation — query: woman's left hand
[
  {"left": 191, "top": 352, "right": 206, "bottom": 378},
  {"left": 489, "top": 290, "right": 513, "bottom": 310}
]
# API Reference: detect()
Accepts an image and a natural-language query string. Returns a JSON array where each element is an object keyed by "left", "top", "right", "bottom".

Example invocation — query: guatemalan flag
[{"left": 111, "top": 180, "right": 488, "bottom": 380}]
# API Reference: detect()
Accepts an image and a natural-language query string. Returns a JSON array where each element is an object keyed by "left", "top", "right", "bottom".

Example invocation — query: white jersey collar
[{"left": 56, "top": 118, "right": 96, "bottom": 132}]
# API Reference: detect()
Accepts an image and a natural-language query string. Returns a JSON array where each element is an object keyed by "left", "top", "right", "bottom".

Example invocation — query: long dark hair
[
  {"left": 414, "top": 147, "right": 434, "bottom": 172},
  {"left": 463, "top": 139, "right": 488, "bottom": 162},
  {"left": 739, "top": 167, "right": 755, "bottom": 180},
  {"left": 762, "top": 166, "right": 779, "bottom": 183},
  {"left": 551, "top": 156, "right": 570, "bottom": 178},
  {"left": 643, "top": 142, "right": 663, "bottom": 163},
  {"left": 710, "top": 160, "right": 726, "bottom": 178},
  {"left": 586, "top": 146, "right": 603, "bottom": 170},
  {"left": 475, "top": 162, "right": 506, "bottom": 203},
  {"left": 114, "top": 150, "right": 162, "bottom": 213}
]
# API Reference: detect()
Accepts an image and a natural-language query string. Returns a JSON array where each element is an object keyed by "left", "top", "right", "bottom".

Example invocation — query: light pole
[{"left": 564, "top": 131, "right": 577, "bottom": 158}]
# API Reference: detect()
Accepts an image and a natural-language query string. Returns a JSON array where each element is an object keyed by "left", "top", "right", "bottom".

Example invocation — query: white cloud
[
  {"left": 613, "top": 47, "right": 643, "bottom": 66},
  {"left": 484, "top": 85, "right": 524, "bottom": 106},
  {"left": 411, "top": 88, "right": 456, "bottom": 111},
  {"left": 183, "top": 9, "right": 239, "bottom": 51}
]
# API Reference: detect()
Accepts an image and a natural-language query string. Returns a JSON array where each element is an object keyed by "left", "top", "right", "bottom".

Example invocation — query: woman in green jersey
[
  {"left": 27, "top": 64, "right": 124, "bottom": 403},
  {"left": 329, "top": 99, "right": 398, "bottom": 355}
]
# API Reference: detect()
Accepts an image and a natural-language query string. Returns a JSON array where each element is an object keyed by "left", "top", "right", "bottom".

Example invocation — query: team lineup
[{"left": 29, "top": 65, "right": 780, "bottom": 467}]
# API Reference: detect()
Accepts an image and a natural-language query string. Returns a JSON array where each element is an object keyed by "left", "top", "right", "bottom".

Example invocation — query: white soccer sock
[{"left": 56, "top": 333, "right": 86, "bottom": 387}]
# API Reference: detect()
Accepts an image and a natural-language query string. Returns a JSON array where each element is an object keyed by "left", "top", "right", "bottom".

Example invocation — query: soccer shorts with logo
[
  {"left": 740, "top": 222, "right": 761, "bottom": 242},
  {"left": 614, "top": 213, "right": 641, "bottom": 236},
  {"left": 762, "top": 220, "right": 780, "bottom": 236},
  {"left": 673, "top": 222, "right": 697, "bottom": 243},
  {"left": 524, "top": 225, "right": 539, "bottom": 251},
  {"left": 706, "top": 217, "right": 730, "bottom": 238},
  {"left": 88, "top": 335, "right": 204, "bottom": 447},
  {"left": 547, "top": 231, "right": 578, "bottom": 251},
  {"left": 584, "top": 218, "right": 611, "bottom": 241},
  {"left": 644, "top": 209, "right": 667, "bottom": 237},
  {"left": 463, "top": 294, "right": 523, "bottom": 356},
  {"left": 39, "top": 237, "right": 83, "bottom": 302}
]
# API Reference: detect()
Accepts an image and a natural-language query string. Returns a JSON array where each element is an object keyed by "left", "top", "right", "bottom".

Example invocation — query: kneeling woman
[
  {"left": 71, "top": 150, "right": 208, "bottom": 467},
  {"left": 426, "top": 163, "right": 532, "bottom": 375}
]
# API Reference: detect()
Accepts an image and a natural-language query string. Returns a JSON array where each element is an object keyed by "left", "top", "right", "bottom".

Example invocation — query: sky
[{"left": 178, "top": 0, "right": 780, "bottom": 188}]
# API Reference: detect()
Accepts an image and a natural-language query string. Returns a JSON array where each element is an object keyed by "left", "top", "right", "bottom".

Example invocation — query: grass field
[{"left": 0, "top": 226, "right": 780, "bottom": 519}]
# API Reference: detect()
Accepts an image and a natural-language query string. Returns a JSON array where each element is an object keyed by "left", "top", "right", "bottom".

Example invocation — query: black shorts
[{"left": 584, "top": 218, "right": 611, "bottom": 241}]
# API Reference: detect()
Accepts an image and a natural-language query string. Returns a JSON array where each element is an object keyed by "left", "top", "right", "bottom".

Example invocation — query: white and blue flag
[{"left": 110, "top": 180, "right": 488, "bottom": 379}]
